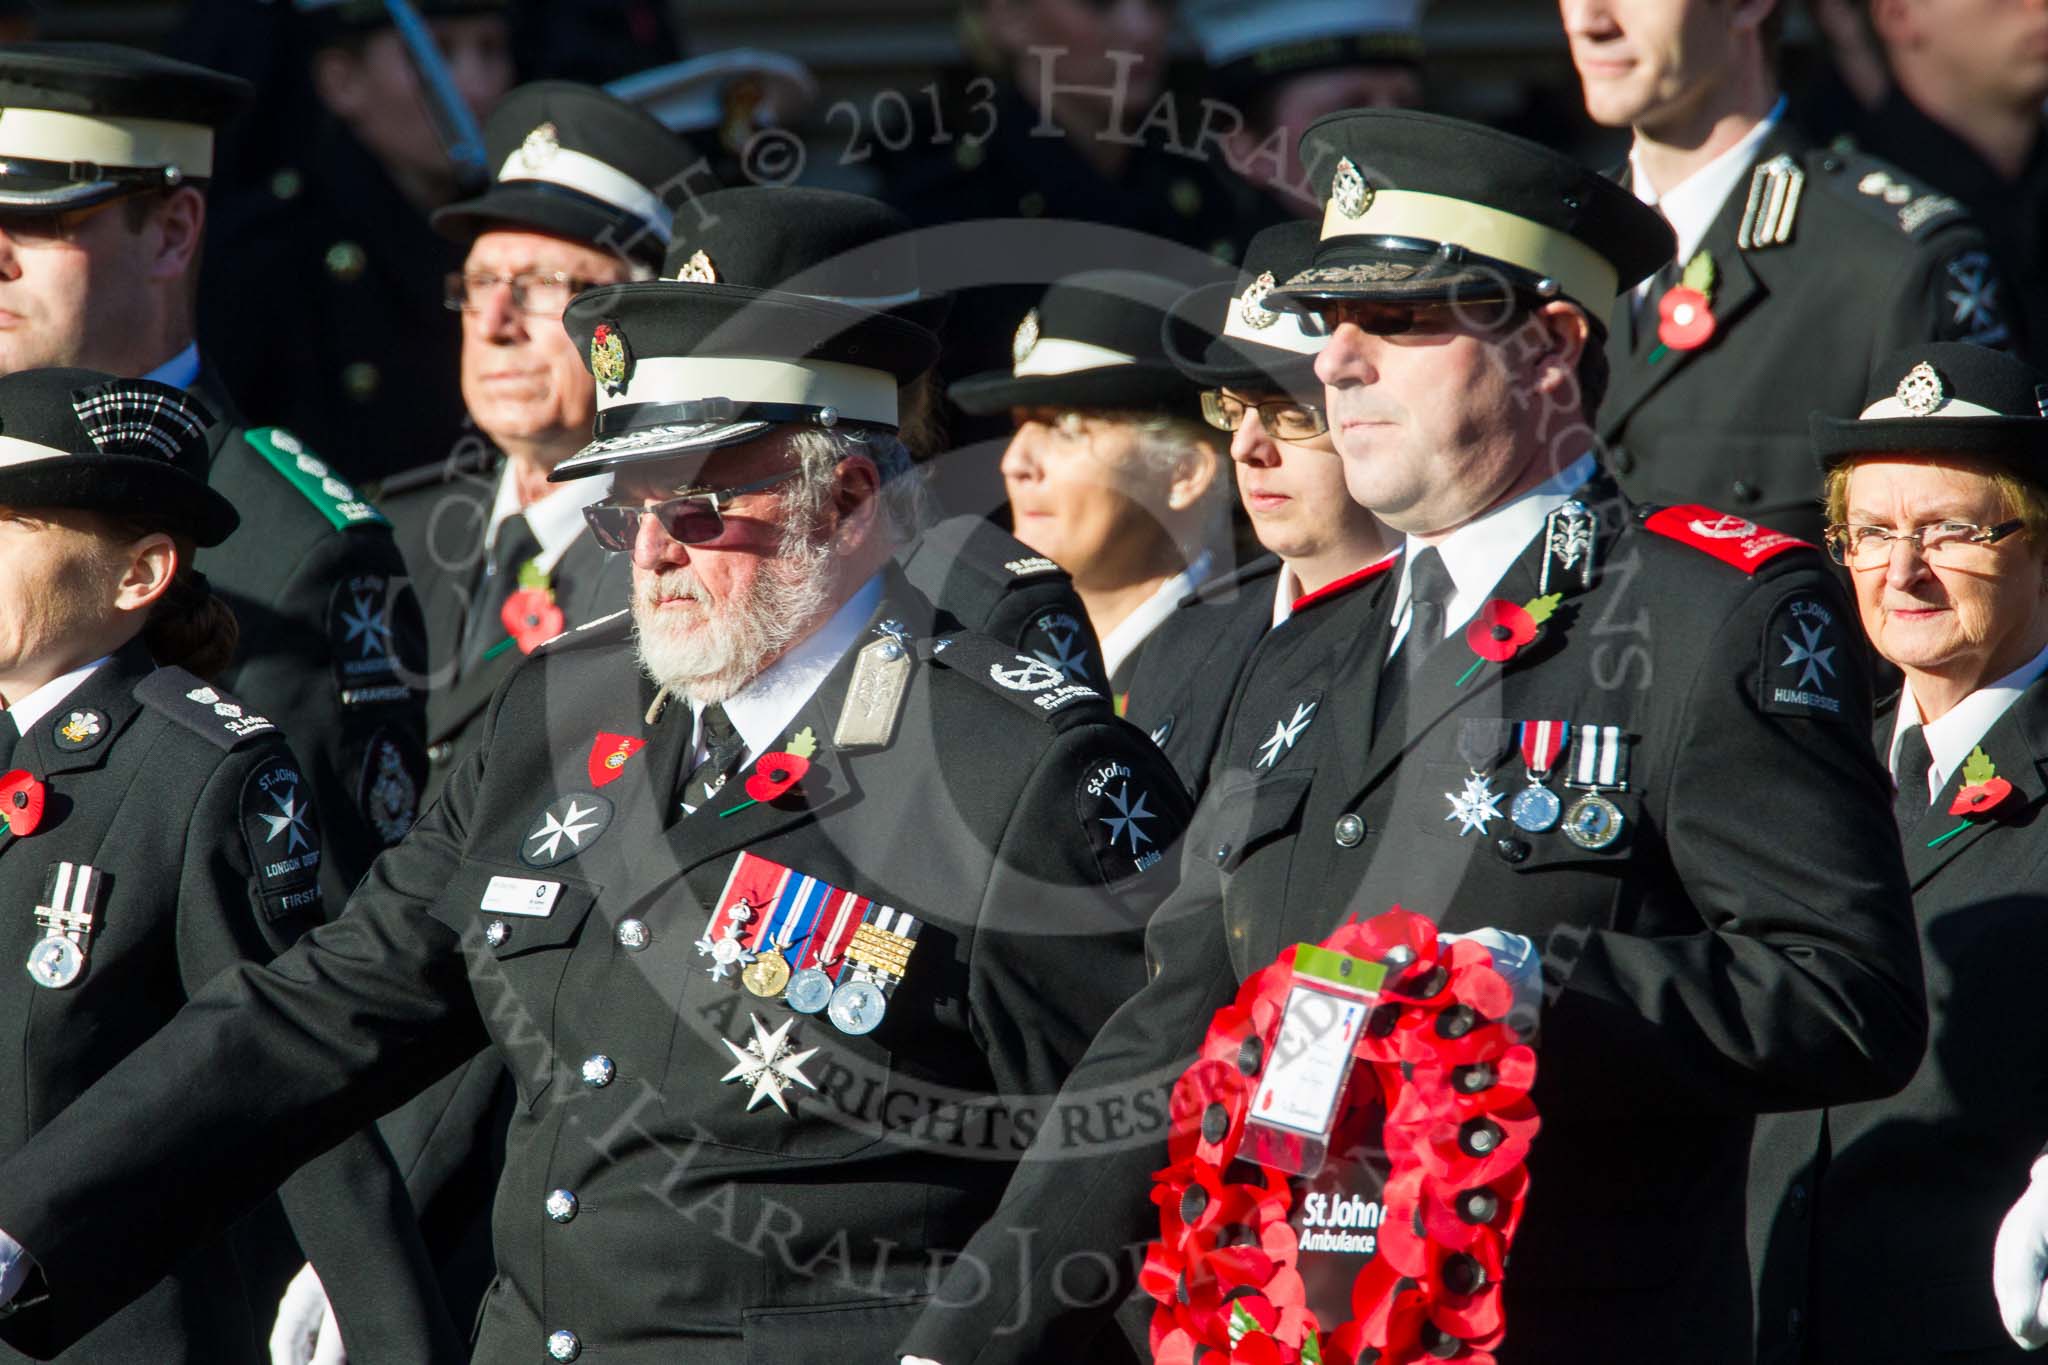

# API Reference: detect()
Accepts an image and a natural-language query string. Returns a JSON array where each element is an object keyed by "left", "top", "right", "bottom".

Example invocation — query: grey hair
[{"left": 780, "top": 424, "right": 934, "bottom": 547}]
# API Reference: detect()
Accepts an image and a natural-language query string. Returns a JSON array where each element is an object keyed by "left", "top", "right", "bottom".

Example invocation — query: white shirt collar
[
  {"left": 486, "top": 464, "right": 611, "bottom": 577},
  {"left": 1629, "top": 96, "right": 1786, "bottom": 285},
  {"left": 1100, "top": 550, "right": 1215, "bottom": 683},
  {"left": 1388, "top": 453, "right": 1597, "bottom": 656},
  {"left": 141, "top": 341, "right": 202, "bottom": 392},
  {"left": 1272, "top": 562, "right": 1302, "bottom": 630},
  {"left": 693, "top": 573, "right": 887, "bottom": 763},
  {"left": 1888, "top": 638, "right": 2048, "bottom": 801},
  {"left": 4, "top": 656, "right": 112, "bottom": 736}
]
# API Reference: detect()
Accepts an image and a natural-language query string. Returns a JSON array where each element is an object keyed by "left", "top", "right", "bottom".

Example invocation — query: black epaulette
[
  {"left": 134, "top": 668, "right": 281, "bottom": 751},
  {"left": 1810, "top": 147, "right": 1972, "bottom": 241},
  {"left": 533, "top": 608, "right": 633, "bottom": 657},
  {"left": 920, "top": 631, "right": 1113, "bottom": 729},
  {"left": 904, "top": 514, "right": 1069, "bottom": 614},
  {"left": 1179, "top": 554, "right": 1280, "bottom": 610},
  {"left": 369, "top": 443, "right": 500, "bottom": 500}
]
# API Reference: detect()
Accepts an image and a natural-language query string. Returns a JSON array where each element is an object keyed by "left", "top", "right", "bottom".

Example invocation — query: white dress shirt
[
  {"left": 484, "top": 462, "right": 612, "bottom": 578},
  {"left": 1628, "top": 95, "right": 1786, "bottom": 298},
  {"left": 1887, "top": 639, "right": 2048, "bottom": 802},
  {"left": 2, "top": 656, "right": 110, "bottom": 735},
  {"left": 1099, "top": 550, "right": 1214, "bottom": 683}
]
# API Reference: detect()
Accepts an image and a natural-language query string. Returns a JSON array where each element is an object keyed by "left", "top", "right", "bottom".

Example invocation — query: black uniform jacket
[
  {"left": 1121, "top": 555, "right": 1281, "bottom": 796},
  {"left": 898, "top": 513, "right": 1109, "bottom": 694},
  {"left": 1752, "top": 682, "right": 2048, "bottom": 1363},
  {"left": 0, "top": 645, "right": 456, "bottom": 1364},
  {"left": 1602, "top": 119, "right": 2009, "bottom": 542},
  {"left": 193, "top": 366, "right": 430, "bottom": 909},
  {"left": 0, "top": 573, "right": 1191, "bottom": 1365},
  {"left": 898, "top": 487, "right": 1928, "bottom": 1365}
]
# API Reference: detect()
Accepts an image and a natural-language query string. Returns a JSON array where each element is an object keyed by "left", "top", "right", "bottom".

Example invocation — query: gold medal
[{"left": 742, "top": 948, "right": 792, "bottom": 998}]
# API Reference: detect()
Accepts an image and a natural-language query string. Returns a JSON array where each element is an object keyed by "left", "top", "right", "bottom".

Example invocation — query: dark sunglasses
[{"left": 582, "top": 468, "right": 803, "bottom": 551}]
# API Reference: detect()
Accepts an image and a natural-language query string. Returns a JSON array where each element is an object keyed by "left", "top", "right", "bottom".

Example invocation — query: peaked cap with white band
[
  {"left": 1163, "top": 219, "right": 1328, "bottom": 398},
  {"left": 431, "top": 80, "right": 693, "bottom": 271},
  {"left": 1265, "top": 108, "right": 1672, "bottom": 326},
  {"left": 0, "top": 368, "right": 235, "bottom": 544},
  {"left": 1813, "top": 343, "right": 2048, "bottom": 474},
  {"left": 948, "top": 267, "right": 1224, "bottom": 417},
  {"left": 552, "top": 186, "right": 942, "bottom": 480},
  {"left": 0, "top": 44, "right": 251, "bottom": 211}
]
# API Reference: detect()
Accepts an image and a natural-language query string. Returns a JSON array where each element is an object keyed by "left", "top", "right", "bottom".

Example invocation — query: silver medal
[
  {"left": 827, "top": 977, "right": 887, "bottom": 1035},
  {"left": 1510, "top": 784, "right": 1561, "bottom": 833},
  {"left": 26, "top": 935, "right": 81, "bottom": 989},
  {"left": 784, "top": 967, "right": 835, "bottom": 1015},
  {"left": 1561, "top": 792, "right": 1625, "bottom": 850}
]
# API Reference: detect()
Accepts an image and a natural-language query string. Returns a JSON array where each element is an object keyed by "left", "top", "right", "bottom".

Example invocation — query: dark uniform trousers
[
  {"left": 0, "top": 573, "right": 1190, "bottom": 1365},
  {"left": 1752, "top": 684, "right": 2048, "bottom": 1362},
  {"left": 898, "top": 485, "right": 1928, "bottom": 1365},
  {"left": 1602, "top": 120, "right": 2011, "bottom": 543},
  {"left": 192, "top": 365, "right": 430, "bottom": 913},
  {"left": 0, "top": 645, "right": 456, "bottom": 1363}
]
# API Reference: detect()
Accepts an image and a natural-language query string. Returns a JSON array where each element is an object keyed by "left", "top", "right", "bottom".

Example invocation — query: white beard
[{"left": 631, "top": 519, "right": 836, "bottom": 705}]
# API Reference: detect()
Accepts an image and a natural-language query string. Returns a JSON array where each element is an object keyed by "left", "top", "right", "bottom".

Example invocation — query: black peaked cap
[
  {"left": 1165, "top": 219, "right": 1326, "bottom": 396},
  {"left": 1813, "top": 342, "right": 2048, "bottom": 475},
  {"left": 0, "top": 369, "right": 236, "bottom": 545}
]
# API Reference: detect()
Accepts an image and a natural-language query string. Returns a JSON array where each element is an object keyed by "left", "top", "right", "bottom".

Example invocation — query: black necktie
[
  {"left": 1374, "top": 546, "right": 1455, "bottom": 736},
  {"left": 0, "top": 711, "right": 17, "bottom": 772},
  {"left": 678, "top": 703, "right": 747, "bottom": 816},
  {"left": 462, "top": 511, "right": 542, "bottom": 675},
  {"left": 1893, "top": 724, "right": 1934, "bottom": 830}
]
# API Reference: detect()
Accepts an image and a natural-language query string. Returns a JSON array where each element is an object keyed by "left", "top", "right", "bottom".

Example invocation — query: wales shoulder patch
[
  {"left": 244, "top": 427, "right": 389, "bottom": 531},
  {"left": 242, "top": 760, "right": 323, "bottom": 922},
  {"left": 1761, "top": 592, "right": 1849, "bottom": 720},
  {"left": 1077, "top": 755, "right": 1169, "bottom": 883}
]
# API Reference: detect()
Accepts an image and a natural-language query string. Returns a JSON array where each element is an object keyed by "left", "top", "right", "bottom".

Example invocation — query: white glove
[
  {"left": 269, "top": 1263, "right": 347, "bottom": 1365},
  {"left": 1439, "top": 927, "right": 1542, "bottom": 1038},
  {"left": 1995, "top": 1157, "right": 2048, "bottom": 1349}
]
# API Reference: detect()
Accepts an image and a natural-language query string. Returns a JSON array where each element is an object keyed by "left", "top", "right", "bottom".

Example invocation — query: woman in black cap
[
  {"left": 0, "top": 370, "right": 447, "bottom": 1362},
  {"left": 951, "top": 269, "right": 1230, "bottom": 697},
  {"left": 1749, "top": 343, "right": 2048, "bottom": 1364}
]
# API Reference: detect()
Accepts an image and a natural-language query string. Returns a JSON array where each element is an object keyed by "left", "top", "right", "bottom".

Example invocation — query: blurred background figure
[
  {"left": 950, "top": 269, "right": 1231, "bottom": 700},
  {"left": 1755, "top": 343, "right": 2048, "bottom": 1364},
  {"left": 1182, "top": 0, "right": 1426, "bottom": 254}
]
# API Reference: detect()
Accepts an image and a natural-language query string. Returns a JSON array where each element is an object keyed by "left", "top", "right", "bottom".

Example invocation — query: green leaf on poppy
[
  {"left": 1522, "top": 592, "right": 1563, "bottom": 626},
  {"left": 1963, "top": 745, "right": 1998, "bottom": 787},
  {"left": 786, "top": 725, "right": 819, "bottom": 759},
  {"left": 515, "top": 558, "right": 551, "bottom": 591},
  {"left": 1681, "top": 248, "right": 1717, "bottom": 299},
  {"left": 1302, "top": 1332, "right": 1324, "bottom": 1364},
  {"left": 1228, "top": 1301, "right": 1266, "bottom": 1341}
]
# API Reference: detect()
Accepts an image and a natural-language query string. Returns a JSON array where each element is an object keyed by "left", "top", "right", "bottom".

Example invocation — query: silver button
[
  {"left": 616, "top": 919, "right": 650, "bottom": 951},
  {"left": 1334, "top": 814, "right": 1365, "bottom": 847},
  {"left": 580, "top": 1055, "right": 614, "bottom": 1088},
  {"left": 546, "top": 1189, "right": 578, "bottom": 1223},
  {"left": 547, "top": 1329, "right": 581, "bottom": 1361},
  {"left": 484, "top": 919, "right": 509, "bottom": 948}
]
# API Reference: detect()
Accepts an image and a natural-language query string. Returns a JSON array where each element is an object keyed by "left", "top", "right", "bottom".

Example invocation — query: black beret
[{"left": 1813, "top": 342, "right": 2048, "bottom": 476}]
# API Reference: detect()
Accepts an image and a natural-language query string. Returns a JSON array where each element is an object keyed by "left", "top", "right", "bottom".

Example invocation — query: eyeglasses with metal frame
[
  {"left": 443, "top": 269, "right": 602, "bottom": 316},
  {"left": 1199, "top": 390, "right": 1330, "bottom": 440},
  {"left": 1823, "top": 517, "right": 2027, "bottom": 568},
  {"left": 582, "top": 467, "right": 806, "bottom": 551}
]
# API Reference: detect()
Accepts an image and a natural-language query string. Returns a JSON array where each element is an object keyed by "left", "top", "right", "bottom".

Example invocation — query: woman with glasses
[
  {"left": 1751, "top": 343, "right": 2048, "bottom": 1365},
  {"left": 950, "top": 269, "right": 1230, "bottom": 698},
  {"left": 1121, "top": 220, "right": 1396, "bottom": 792}
]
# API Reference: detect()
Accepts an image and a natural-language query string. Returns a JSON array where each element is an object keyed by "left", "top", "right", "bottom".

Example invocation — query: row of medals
[
  {"left": 709, "top": 899, "right": 909, "bottom": 1037},
  {"left": 1508, "top": 763, "right": 1623, "bottom": 850}
]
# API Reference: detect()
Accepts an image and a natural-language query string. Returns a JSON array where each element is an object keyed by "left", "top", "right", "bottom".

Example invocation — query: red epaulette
[
  {"left": 1641, "top": 506, "right": 1813, "bottom": 574},
  {"left": 1293, "top": 549, "right": 1401, "bottom": 613}
]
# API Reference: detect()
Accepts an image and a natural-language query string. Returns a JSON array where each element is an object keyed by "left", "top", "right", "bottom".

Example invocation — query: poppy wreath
[{"left": 1142, "top": 908, "right": 1539, "bottom": 1365}]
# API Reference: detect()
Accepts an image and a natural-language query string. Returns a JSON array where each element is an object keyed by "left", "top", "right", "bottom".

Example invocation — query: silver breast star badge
[{"left": 720, "top": 1014, "right": 820, "bottom": 1114}]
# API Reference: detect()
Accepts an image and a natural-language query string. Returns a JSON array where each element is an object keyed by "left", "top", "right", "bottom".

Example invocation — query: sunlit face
[
  {"left": 990, "top": 0, "right": 1172, "bottom": 114},
  {"left": 1843, "top": 456, "right": 2048, "bottom": 691},
  {"left": 1223, "top": 390, "right": 1372, "bottom": 562},
  {"left": 619, "top": 435, "right": 834, "bottom": 704},
  {"left": 0, "top": 506, "right": 127, "bottom": 696},
  {"left": 1560, "top": 0, "right": 1747, "bottom": 133},
  {"left": 1311, "top": 302, "right": 1534, "bottom": 536},
  {"left": 458, "top": 229, "right": 633, "bottom": 456},
  {"left": 0, "top": 197, "right": 158, "bottom": 376},
  {"left": 999, "top": 408, "right": 1184, "bottom": 589}
]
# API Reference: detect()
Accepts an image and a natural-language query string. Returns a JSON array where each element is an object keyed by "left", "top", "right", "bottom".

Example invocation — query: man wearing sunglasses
[
  {"left": 899, "top": 110, "right": 1924, "bottom": 1365},
  {"left": 1124, "top": 219, "right": 1397, "bottom": 795},
  {"left": 0, "top": 187, "right": 1191, "bottom": 1365}
]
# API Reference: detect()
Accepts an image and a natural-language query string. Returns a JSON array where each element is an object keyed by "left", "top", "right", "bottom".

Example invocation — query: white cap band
[
  {"left": 1857, "top": 395, "right": 2006, "bottom": 421},
  {"left": 1318, "top": 187, "right": 1618, "bottom": 311},
  {"left": 0, "top": 108, "right": 213, "bottom": 177},
  {"left": 1014, "top": 338, "right": 1138, "bottom": 378},
  {"left": 498, "top": 143, "right": 671, "bottom": 243},
  {"left": 0, "top": 435, "right": 74, "bottom": 469},
  {"left": 1222, "top": 297, "right": 1326, "bottom": 355},
  {"left": 598, "top": 355, "right": 898, "bottom": 427}
]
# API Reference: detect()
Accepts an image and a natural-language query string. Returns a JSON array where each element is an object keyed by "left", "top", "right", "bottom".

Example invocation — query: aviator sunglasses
[{"left": 582, "top": 468, "right": 804, "bottom": 551}]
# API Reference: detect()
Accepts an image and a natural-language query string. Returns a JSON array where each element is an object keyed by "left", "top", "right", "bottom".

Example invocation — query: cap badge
[
  {"left": 1013, "top": 308, "right": 1041, "bottom": 367},
  {"left": 675, "top": 250, "right": 718, "bottom": 285},
  {"left": 518, "top": 123, "right": 561, "bottom": 173},
  {"left": 1896, "top": 361, "right": 1945, "bottom": 416},
  {"left": 1238, "top": 272, "right": 1279, "bottom": 330},
  {"left": 590, "top": 321, "right": 632, "bottom": 397},
  {"left": 1330, "top": 157, "right": 1373, "bottom": 221}
]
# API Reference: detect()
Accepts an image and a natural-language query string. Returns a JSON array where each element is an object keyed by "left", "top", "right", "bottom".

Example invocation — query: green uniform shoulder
[{"left": 238, "top": 427, "right": 391, "bottom": 532}]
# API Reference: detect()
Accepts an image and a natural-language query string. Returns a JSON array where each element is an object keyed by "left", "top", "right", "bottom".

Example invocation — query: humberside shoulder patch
[
  {"left": 1643, "top": 506, "right": 1811, "bottom": 574},
  {"left": 1761, "top": 591, "right": 1849, "bottom": 721},
  {"left": 243, "top": 427, "right": 389, "bottom": 531},
  {"left": 134, "top": 668, "right": 277, "bottom": 750},
  {"left": 924, "top": 632, "right": 1108, "bottom": 724},
  {"left": 241, "top": 759, "right": 323, "bottom": 923}
]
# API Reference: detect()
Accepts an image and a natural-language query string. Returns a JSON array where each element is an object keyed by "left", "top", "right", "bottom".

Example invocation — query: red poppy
[
  {"left": 501, "top": 588, "right": 565, "bottom": 653},
  {"left": 1466, "top": 600, "right": 1539, "bottom": 663},
  {"left": 743, "top": 751, "right": 811, "bottom": 803},
  {"left": 1950, "top": 776, "right": 2015, "bottom": 818},
  {"left": 1657, "top": 285, "right": 1716, "bottom": 350},
  {"left": 0, "top": 770, "right": 45, "bottom": 837}
]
